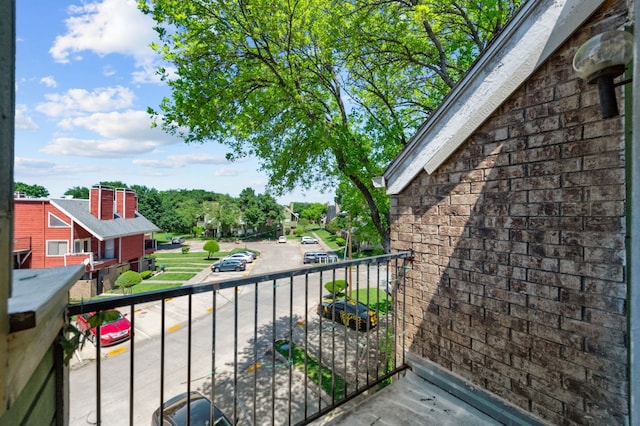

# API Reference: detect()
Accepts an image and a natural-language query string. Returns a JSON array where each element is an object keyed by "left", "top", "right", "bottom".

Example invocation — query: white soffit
[{"left": 383, "top": 0, "right": 605, "bottom": 195}]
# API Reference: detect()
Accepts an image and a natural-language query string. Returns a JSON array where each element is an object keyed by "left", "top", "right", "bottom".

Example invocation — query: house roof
[
  {"left": 51, "top": 198, "right": 160, "bottom": 241},
  {"left": 383, "top": 0, "right": 606, "bottom": 195}
]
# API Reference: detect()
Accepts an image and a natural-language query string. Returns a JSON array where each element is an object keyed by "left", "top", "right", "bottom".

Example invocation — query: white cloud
[
  {"left": 41, "top": 110, "right": 177, "bottom": 158},
  {"left": 36, "top": 86, "right": 135, "bottom": 117},
  {"left": 14, "top": 157, "right": 96, "bottom": 176},
  {"left": 50, "top": 0, "right": 164, "bottom": 83},
  {"left": 15, "top": 157, "right": 57, "bottom": 170},
  {"left": 40, "top": 76, "right": 57, "bottom": 88},
  {"left": 61, "top": 110, "right": 170, "bottom": 139},
  {"left": 42, "top": 137, "right": 163, "bottom": 158},
  {"left": 15, "top": 105, "right": 39, "bottom": 130},
  {"left": 214, "top": 167, "right": 243, "bottom": 177},
  {"left": 133, "top": 154, "right": 230, "bottom": 169},
  {"left": 132, "top": 159, "right": 173, "bottom": 168}
]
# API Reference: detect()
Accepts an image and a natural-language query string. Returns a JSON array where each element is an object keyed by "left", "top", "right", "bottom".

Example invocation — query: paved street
[{"left": 68, "top": 237, "right": 350, "bottom": 425}]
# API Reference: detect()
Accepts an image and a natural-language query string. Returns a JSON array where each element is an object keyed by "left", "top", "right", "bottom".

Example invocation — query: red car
[{"left": 76, "top": 310, "right": 131, "bottom": 346}]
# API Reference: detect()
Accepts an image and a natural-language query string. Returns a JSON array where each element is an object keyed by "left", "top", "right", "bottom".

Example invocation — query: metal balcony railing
[{"left": 66, "top": 252, "right": 412, "bottom": 426}]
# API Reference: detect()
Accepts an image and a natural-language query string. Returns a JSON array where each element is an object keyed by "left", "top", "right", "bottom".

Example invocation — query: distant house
[{"left": 13, "top": 185, "right": 160, "bottom": 297}]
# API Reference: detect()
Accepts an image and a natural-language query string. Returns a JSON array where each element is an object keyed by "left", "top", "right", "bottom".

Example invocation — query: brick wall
[{"left": 390, "top": 1, "right": 630, "bottom": 424}]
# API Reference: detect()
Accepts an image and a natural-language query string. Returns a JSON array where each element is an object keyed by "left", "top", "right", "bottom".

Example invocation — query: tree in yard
[
  {"left": 175, "top": 198, "right": 203, "bottom": 231},
  {"left": 237, "top": 188, "right": 283, "bottom": 235},
  {"left": 115, "top": 270, "right": 142, "bottom": 294},
  {"left": 14, "top": 182, "right": 49, "bottom": 198},
  {"left": 324, "top": 280, "right": 347, "bottom": 299},
  {"left": 132, "top": 185, "right": 164, "bottom": 227},
  {"left": 140, "top": 0, "right": 523, "bottom": 251},
  {"left": 203, "top": 240, "right": 220, "bottom": 260},
  {"left": 300, "top": 203, "right": 327, "bottom": 224},
  {"left": 202, "top": 197, "right": 241, "bottom": 237},
  {"left": 64, "top": 186, "right": 89, "bottom": 199},
  {"left": 98, "top": 180, "right": 129, "bottom": 189}
]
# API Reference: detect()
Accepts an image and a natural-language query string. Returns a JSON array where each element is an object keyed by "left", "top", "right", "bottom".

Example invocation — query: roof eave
[{"left": 51, "top": 200, "right": 160, "bottom": 241}]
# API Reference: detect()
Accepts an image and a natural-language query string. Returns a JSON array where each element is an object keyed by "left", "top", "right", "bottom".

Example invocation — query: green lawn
[
  {"left": 111, "top": 282, "right": 183, "bottom": 295},
  {"left": 350, "top": 288, "right": 392, "bottom": 314},
  {"left": 147, "top": 272, "right": 197, "bottom": 281},
  {"left": 154, "top": 260, "right": 213, "bottom": 266},
  {"left": 313, "top": 229, "right": 343, "bottom": 252},
  {"left": 69, "top": 282, "right": 183, "bottom": 303},
  {"left": 322, "top": 288, "right": 393, "bottom": 314}
]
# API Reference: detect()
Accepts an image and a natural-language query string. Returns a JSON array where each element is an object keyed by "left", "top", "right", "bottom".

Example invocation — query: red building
[{"left": 13, "top": 185, "right": 160, "bottom": 295}]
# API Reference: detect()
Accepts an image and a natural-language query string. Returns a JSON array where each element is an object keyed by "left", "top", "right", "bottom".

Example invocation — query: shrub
[
  {"left": 324, "top": 279, "right": 347, "bottom": 298},
  {"left": 140, "top": 270, "right": 153, "bottom": 280},
  {"left": 115, "top": 270, "right": 142, "bottom": 294},
  {"left": 335, "top": 237, "right": 346, "bottom": 246},
  {"left": 203, "top": 240, "right": 220, "bottom": 259},
  {"left": 181, "top": 246, "right": 190, "bottom": 254}
]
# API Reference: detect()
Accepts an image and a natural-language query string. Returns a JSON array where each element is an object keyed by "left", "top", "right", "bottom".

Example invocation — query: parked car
[
  {"left": 317, "top": 299, "right": 378, "bottom": 331},
  {"left": 211, "top": 259, "right": 246, "bottom": 272},
  {"left": 151, "top": 391, "right": 232, "bottom": 426},
  {"left": 238, "top": 250, "right": 257, "bottom": 260},
  {"left": 301, "top": 236, "right": 319, "bottom": 244},
  {"left": 303, "top": 251, "right": 323, "bottom": 264},
  {"left": 304, "top": 251, "right": 339, "bottom": 264},
  {"left": 76, "top": 310, "right": 131, "bottom": 346},
  {"left": 171, "top": 237, "right": 185, "bottom": 244},
  {"left": 278, "top": 235, "right": 287, "bottom": 243},
  {"left": 225, "top": 252, "right": 253, "bottom": 263}
]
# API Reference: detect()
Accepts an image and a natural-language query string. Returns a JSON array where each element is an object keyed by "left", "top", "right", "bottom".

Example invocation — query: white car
[
  {"left": 278, "top": 236, "right": 287, "bottom": 243},
  {"left": 301, "top": 236, "right": 318, "bottom": 244},
  {"left": 224, "top": 253, "right": 253, "bottom": 263}
]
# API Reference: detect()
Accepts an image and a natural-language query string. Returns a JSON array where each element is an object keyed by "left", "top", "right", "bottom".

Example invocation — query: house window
[
  {"left": 48, "top": 212, "right": 70, "bottom": 228},
  {"left": 47, "top": 240, "right": 68, "bottom": 256},
  {"left": 73, "top": 239, "right": 90, "bottom": 253}
]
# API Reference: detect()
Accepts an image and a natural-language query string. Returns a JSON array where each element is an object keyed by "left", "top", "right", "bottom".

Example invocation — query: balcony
[
  {"left": 12, "top": 237, "right": 31, "bottom": 268},
  {"left": 65, "top": 252, "right": 412, "bottom": 425}
]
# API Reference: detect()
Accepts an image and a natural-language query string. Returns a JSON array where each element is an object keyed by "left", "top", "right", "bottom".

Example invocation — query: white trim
[
  {"left": 383, "top": 0, "right": 605, "bottom": 195},
  {"left": 46, "top": 240, "right": 68, "bottom": 257},
  {"left": 48, "top": 212, "right": 70, "bottom": 228}
]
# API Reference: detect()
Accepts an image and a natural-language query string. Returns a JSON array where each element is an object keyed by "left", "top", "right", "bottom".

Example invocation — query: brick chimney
[
  {"left": 90, "top": 185, "right": 114, "bottom": 220},
  {"left": 115, "top": 188, "right": 137, "bottom": 219}
]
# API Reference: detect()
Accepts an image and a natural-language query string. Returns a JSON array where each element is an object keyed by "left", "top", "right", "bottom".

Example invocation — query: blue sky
[{"left": 14, "top": 0, "right": 332, "bottom": 205}]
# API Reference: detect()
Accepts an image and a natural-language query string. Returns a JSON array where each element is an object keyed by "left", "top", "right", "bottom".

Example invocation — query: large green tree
[
  {"left": 64, "top": 186, "right": 89, "bottom": 199},
  {"left": 203, "top": 196, "right": 242, "bottom": 237},
  {"left": 237, "top": 188, "right": 283, "bottom": 235},
  {"left": 131, "top": 185, "right": 164, "bottom": 226},
  {"left": 299, "top": 203, "right": 326, "bottom": 224},
  {"left": 140, "top": 0, "right": 521, "bottom": 251},
  {"left": 15, "top": 182, "right": 49, "bottom": 198}
]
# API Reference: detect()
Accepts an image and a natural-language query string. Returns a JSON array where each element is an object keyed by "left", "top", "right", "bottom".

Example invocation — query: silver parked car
[{"left": 224, "top": 252, "right": 253, "bottom": 263}]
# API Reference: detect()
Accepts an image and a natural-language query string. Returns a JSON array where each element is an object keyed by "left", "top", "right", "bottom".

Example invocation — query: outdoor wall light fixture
[{"left": 573, "top": 30, "right": 633, "bottom": 119}]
